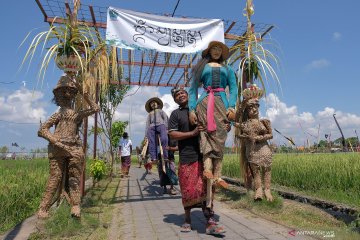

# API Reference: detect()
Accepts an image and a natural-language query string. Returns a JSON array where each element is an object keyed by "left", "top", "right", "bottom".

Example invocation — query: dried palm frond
[
  {"left": 232, "top": 0, "right": 281, "bottom": 186},
  {"left": 19, "top": 17, "right": 96, "bottom": 85},
  {"left": 228, "top": 0, "right": 281, "bottom": 97}
]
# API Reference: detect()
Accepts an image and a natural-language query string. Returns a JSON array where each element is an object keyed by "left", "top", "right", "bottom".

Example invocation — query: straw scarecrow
[
  {"left": 235, "top": 85, "right": 273, "bottom": 201},
  {"left": 37, "top": 75, "right": 99, "bottom": 218}
]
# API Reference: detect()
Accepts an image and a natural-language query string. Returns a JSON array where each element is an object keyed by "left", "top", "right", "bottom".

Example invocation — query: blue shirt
[{"left": 188, "top": 64, "right": 238, "bottom": 111}]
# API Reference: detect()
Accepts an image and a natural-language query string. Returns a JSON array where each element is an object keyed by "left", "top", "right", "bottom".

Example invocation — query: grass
[
  {"left": 217, "top": 186, "right": 360, "bottom": 239},
  {"left": 29, "top": 175, "right": 122, "bottom": 239},
  {"left": 0, "top": 158, "right": 94, "bottom": 235},
  {"left": 222, "top": 153, "right": 360, "bottom": 208},
  {"left": 0, "top": 159, "right": 48, "bottom": 233},
  {"left": 2, "top": 153, "right": 360, "bottom": 237}
]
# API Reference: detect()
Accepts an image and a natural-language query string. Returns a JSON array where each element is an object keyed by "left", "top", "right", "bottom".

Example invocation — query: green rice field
[
  {"left": 223, "top": 153, "right": 360, "bottom": 208},
  {"left": 1, "top": 153, "right": 359, "bottom": 234},
  {"left": 0, "top": 159, "right": 48, "bottom": 233},
  {"left": 0, "top": 158, "right": 93, "bottom": 234}
]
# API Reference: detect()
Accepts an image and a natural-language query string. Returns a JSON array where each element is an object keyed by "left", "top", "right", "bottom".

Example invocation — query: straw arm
[{"left": 38, "top": 113, "right": 60, "bottom": 145}]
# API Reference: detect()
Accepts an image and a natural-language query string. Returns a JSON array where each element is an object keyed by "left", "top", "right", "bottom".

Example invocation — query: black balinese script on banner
[{"left": 133, "top": 19, "right": 203, "bottom": 48}]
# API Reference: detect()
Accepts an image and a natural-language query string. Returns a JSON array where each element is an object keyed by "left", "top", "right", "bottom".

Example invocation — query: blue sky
[{"left": 1, "top": 0, "right": 360, "bottom": 151}]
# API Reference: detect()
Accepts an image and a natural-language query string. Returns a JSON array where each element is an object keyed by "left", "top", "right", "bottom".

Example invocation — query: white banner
[{"left": 106, "top": 7, "right": 225, "bottom": 53}]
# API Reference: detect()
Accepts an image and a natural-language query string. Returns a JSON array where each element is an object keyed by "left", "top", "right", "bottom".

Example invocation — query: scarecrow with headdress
[
  {"left": 188, "top": 41, "right": 238, "bottom": 208},
  {"left": 235, "top": 85, "right": 274, "bottom": 201},
  {"left": 145, "top": 97, "right": 169, "bottom": 163},
  {"left": 37, "top": 75, "right": 99, "bottom": 218}
]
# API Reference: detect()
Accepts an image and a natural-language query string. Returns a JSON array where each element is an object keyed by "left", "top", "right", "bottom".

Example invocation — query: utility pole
[{"left": 333, "top": 114, "right": 347, "bottom": 152}]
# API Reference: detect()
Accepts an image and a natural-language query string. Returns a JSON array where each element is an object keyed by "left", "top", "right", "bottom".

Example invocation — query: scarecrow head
[
  {"left": 52, "top": 75, "right": 78, "bottom": 106},
  {"left": 145, "top": 97, "right": 163, "bottom": 112}
]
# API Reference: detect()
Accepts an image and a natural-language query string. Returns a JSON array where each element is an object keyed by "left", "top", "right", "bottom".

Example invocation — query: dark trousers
[{"left": 147, "top": 124, "right": 168, "bottom": 160}]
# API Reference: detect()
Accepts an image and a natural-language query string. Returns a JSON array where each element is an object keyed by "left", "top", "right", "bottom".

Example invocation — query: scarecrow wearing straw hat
[
  {"left": 235, "top": 85, "right": 274, "bottom": 201},
  {"left": 145, "top": 97, "right": 169, "bottom": 163},
  {"left": 37, "top": 75, "right": 99, "bottom": 218},
  {"left": 188, "top": 41, "right": 238, "bottom": 209}
]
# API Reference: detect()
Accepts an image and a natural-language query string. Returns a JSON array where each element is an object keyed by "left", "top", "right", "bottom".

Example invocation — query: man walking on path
[
  {"left": 159, "top": 136, "right": 178, "bottom": 195},
  {"left": 119, "top": 132, "right": 132, "bottom": 177},
  {"left": 168, "top": 87, "right": 225, "bottom": 235}
]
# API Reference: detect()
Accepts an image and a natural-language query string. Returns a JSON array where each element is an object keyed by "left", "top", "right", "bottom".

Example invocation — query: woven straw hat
[
  {"left": 201, "top": 41, "right": 229, "bottom": 60},
  {"left": 246, "top": 98, "right": 259, "bottom": 107},
  {"left": 145, "top": 97, "right": 163, "bottom": 113},
  {"left": 53, "top": 75, "right": 77, "bottom": 93}
]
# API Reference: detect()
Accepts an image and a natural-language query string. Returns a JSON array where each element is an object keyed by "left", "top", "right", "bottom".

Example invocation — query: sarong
[
  {"left": 158, "top": 160, "right": 178, "bottom": 186},
  {"left": 121, "top": 155, "right": 131, "bottom": 171},
  {"left": 196, "top": 96, "right": 227, "bottom": 160},
  {"left": 178, "top": 161, "right": 206, "bottom": 208}
]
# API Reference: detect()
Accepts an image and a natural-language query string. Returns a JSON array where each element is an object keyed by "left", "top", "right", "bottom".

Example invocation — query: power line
[
  {"left": 0, "top": 119, "right": 39, "bottom": 125},
  {"left": 172, "top": 0, "right": 181, "bottom": 17},
  {"left": 0, "top": 81, "right": 17, "bottom": 84}
]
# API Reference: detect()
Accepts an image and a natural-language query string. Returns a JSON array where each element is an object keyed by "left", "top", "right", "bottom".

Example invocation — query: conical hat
[
  {"left": 53, "top": 75, "right": 77, "bottom": 93},
  {"left": 201, "top": 41, "right": 229, "bottom": 60},
  {"left": 145, "top": 97, "right": 163, "bottom": 113}
]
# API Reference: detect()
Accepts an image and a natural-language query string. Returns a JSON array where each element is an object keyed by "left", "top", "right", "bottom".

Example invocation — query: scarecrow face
[
  {"left": 247, "top": 104, "right": 259, "bottom": 119},
  {"left": 209, "top": 45, "right": 222, "bottom": 60},
  {"left": 150, "top": 101, "right": 158, "bottom": 110},
  {"left": 53, "top": 87, "right": 77, "bottom": 107}
]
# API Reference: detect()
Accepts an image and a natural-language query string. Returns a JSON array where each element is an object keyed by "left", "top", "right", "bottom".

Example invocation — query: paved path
[
  {"left": 115, "top": 167, "right": 307, "bottom": 240},
  {"left": 1, "top": 167, "right": 311, "bottom": 240}
]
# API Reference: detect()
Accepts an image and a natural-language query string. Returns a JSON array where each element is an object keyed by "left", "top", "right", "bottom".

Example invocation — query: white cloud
[
  {"left": 261, "top": 94, "right": 360, "bottom": 146},
  {"left": 332, "top": 32, "right": 342, "bottom": 41},
  {"left": 0, "top": 85, "right": 358, "bottom": 152},
  {"left": 0, "top": 87, "right": 47, "bottom": 123},
  {"left": 109, "top": 87, "right": 178, "bottom": 147},
  {"left": 305, "top": 58, "right": 330, "bottom": 71},
  {"left": 79, "top": 89, "right": 360, "bottom": 150}
]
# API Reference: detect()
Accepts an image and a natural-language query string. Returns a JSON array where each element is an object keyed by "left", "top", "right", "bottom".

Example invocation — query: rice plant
[
  {"left": 0, "top": 159, "right": 48, "bottom": 233},
  {"left": 0, "top": 158, "right": 93, "bottom": 234},
  {"left": 222, "top": 153, "right": 360, "bottom": 207}
]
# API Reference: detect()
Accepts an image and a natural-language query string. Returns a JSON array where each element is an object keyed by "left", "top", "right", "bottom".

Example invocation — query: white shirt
[{"left": 119, "top": 138, "right": 132, "bottom": 156}]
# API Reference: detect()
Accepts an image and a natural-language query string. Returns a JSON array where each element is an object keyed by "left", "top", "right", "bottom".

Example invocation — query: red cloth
[
  {"left": 121, "top": 155, "right": 131, "bottom": 168},
  {"left": 144, "top": 162, "right": 152, "bottom": 170},
  {"left": 205, "top": 87, "right": 225, "bottom": 132},
  {"left": 178, "top": 161, "right": 206, "bottom": 208},
  {"left": 121, "top": 155, "right": 131, "bottom": 173}
]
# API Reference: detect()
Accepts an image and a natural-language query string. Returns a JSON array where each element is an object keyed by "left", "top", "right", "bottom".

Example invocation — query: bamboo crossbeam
[{"left": 166, "top": 54, "right": 184, "bottom": 85}]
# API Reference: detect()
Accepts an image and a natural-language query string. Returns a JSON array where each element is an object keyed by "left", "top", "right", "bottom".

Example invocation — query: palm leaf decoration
[
  {"left": 231, "top": 0, "right": 281, "bottom": 187},
  {"left": 19, "top": 0, "right": 116, "bottom": 97},
  {"left": 228, "top": 0, "right": 281, "bottom": 95},
  {"left": 20, "top": 17, "right": 95, "bottom": 80}
]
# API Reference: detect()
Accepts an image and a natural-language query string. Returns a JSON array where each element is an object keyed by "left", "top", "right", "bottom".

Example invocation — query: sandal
[
  {"left": 206, "top": 224, "right": 225, "bottom": 235},
  {"left": 215, "top": 178, "right": 229, "bottom": 189},
  {"left": 169, "top": 188, "right": 177, "bottom": 195},
  {"left": 180, "top": 223, "right": 192, "bottom": 232},
  {"left": 203, "top": 170, "right": 214, "bottom": 179}
]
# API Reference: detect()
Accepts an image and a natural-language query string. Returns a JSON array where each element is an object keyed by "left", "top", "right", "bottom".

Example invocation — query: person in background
[
  {"left": 119, "top": 132, "right": 132, "bottom": 177},
  {"left": 159, "top": 136, "right": 178, "bottom": 195},
  {"left": 141, "top": 137, "right": 153, "bottom": 174},
  {"left": 136, "top": 146, "right": 142, "bottom": 168}
]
